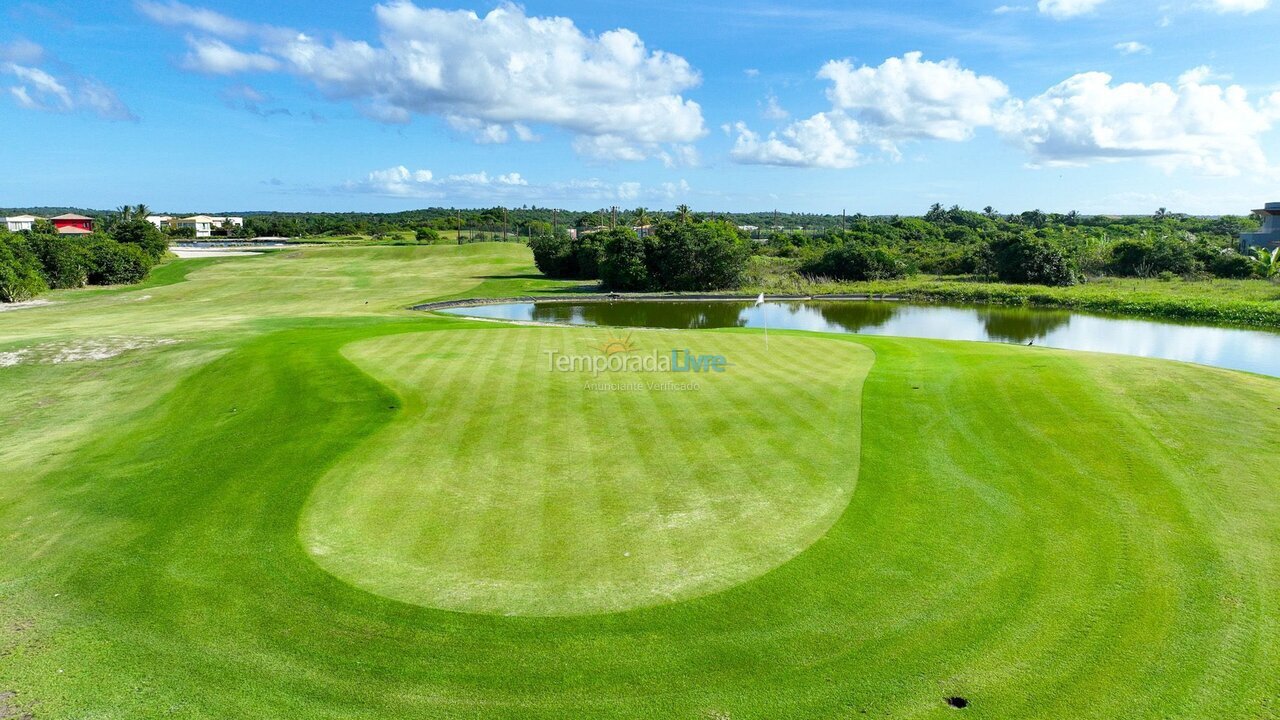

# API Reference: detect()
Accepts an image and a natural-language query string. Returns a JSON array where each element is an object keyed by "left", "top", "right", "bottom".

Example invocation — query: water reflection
[
  {"left": 439, "top": 300, "right": 1280, "bottom": 377},
  {"left": 977, "top": 307, "right": 1071, "bottom": 344},
  {"left": 530, "top": 301, "right": 750, "bottom": 329}
]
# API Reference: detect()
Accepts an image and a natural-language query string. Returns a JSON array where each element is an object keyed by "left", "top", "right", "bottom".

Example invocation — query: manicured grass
[
  {"left": 0, "top": 243, "right": 1277, "bottom": 718},
  {"left": 304, "top": 329, "right": 871, "bottom": 615}
]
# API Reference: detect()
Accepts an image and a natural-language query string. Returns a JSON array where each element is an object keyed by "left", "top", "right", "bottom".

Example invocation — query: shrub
[
  {"left": 85, "top": 238, "right": 153, "bottom": 285},
  {"left": 1108, "top": 237, "right": 1198, "bottom": 277},
  {"left": 989, "top": 232, "right": 1077, "bottom": 286},
  {"left": 415, "top": 227, "right": 440, "bottom": 243},
  {"left": 1210, "top": 251, "right": 1259, "bottom": 279},
  {"left": 644, "top": 220, "right": 751, "bottom": 291},
  {"left": 111, "top": 219, "right": 169, "bottom": 260},
  {"left": 804, "top": 242, "right": 911, "bottom": 281},
  {"left": 598, "top": 229, "right": 649, "bottom": 291},
  {"left": 0, "top": 233, "right": 49, "bottom": 302},
  {"left": 529, "top": 233, "right": 577, "bottom": 278},
  {"left": 28, "top": 233, "right": 89, "bottom": 289}
]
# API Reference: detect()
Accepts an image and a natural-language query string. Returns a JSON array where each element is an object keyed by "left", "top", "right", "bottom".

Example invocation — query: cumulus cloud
[
  {"left": 1114, "top": 41, "right": 1151, "bottom": 55},
  {"left": 1038, "top": 0, "right": 1107, "bottom": 18},
  {"left": 996, "top": 68, "right": 1280, "bottom": 175},
  {"left": 141, "top": 1, "right": 706, "bottom": 161},
  {"left": 731, "top": 115, "right": 865, "bottom": 169},
  {"left": 730, "top": 52, "right": 1008, "bottom": 168},
  {"left": 3, "top": 43, "right": 135, "bottom": 121}
]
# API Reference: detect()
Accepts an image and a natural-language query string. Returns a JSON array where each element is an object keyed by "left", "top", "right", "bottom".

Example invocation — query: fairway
[{"left": 1, "top": 244, "right": 1278, "bottom": 719}]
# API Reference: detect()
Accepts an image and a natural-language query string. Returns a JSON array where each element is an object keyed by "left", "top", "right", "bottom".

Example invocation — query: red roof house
[{"left": 50, "top": 213, "right": 93, "bottom": 235}]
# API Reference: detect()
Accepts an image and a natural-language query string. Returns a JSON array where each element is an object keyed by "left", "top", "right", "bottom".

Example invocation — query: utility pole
[
  {"left": 552, "top": 208, "right": 558, "bottom": 237},
  {"left": 842, "top": 209, "right": 846, "bottom": 232},
  {"left": 503, "top": 207, "right": 509, "bottom": 241}
]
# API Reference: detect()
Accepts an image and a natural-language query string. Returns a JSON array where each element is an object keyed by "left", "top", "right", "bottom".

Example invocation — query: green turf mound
[{"left": 301, "top": 328, "right": 874, "bottom": 615}]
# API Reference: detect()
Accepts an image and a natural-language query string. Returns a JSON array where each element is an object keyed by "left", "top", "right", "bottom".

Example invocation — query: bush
[
  {"left": 415, "top": 227, "right": 440, "bottom": 243},
  {"left": 0, "top": 233, "right": 49, "bottom": 302},
  {"left": 989, "top": 232, "right": 1077, "bottom": 286},
  {"left": 804, "top": 242, "right": 911, "bottom": 281},
  {"left": 643, "top": 220, "right": 751, "bottom": 291},
  {"left": 529, "top": 233, "right": 576, "bottom": 278},
  {"left": 598, "top": 229, "right": 649, "bottom": 291},
  {"left": 1210, "top": 251, "right": 1259, "bottom": 279},
  {"left": 110, "top": 219, "right": 169, "bottom": 260},
  {"left": 1108, "top": 237, "right": 1198, "bottom": 277},
  {"left": 28, "top": 233, "right": 89, "bottom": 289},
  {"left": 85, "top": 238, "right": 153, "bottom": 285}
]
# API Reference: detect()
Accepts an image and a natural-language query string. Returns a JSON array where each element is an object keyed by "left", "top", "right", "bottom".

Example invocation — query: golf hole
[{"left": 945, "top": 696, "right": 969, "bottom": 709}]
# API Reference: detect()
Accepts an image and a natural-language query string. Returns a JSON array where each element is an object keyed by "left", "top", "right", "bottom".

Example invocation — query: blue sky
[{"left": 2, "top": 0, "right": 1279, "bottom": 213}]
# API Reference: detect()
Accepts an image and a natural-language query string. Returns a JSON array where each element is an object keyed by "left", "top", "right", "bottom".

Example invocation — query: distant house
[
  {"left": 4, "top": 214, "right": 41, "bottom": 232},
  {"left": 1241, "top": 202, "right": 1280, "bottom": 252},
  {"left": 176, "top": 215, "right": 217, "bottom": 238},
  {"left": 154, "top": 215, "right": 243, "bottom": 237},
  {"left": 50, "top": 213, "right": 93, "bottom": 235}
]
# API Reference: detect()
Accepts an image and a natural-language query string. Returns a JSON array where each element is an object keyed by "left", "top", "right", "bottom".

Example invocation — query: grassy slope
[{"left": 0, "top": 243, "right": 1277, "bottom": 718}]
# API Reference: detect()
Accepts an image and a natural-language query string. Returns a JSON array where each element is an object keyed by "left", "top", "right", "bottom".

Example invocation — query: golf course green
[{"left": 1, "top": 243, "right": 1277, "bottom": 719}]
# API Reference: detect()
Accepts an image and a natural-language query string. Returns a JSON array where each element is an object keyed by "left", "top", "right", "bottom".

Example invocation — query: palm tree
[
  {"left": 676, "top": 204, "right": 691, "bottom": 224},
  {"left": 983, "top": 205, "right": 997, "bottom": 219},
  {"left": 1154, "top": 207, "right": 1169, "bottom": 220},
  {"left": 1256, "top": 247, "right": 1280, "bottom": 280},
  {"left": 633, "top": 207, "right": 649, "bottom": 227},
  {"left": 115, "top": 205, "right": 134, "bottom": 222},
  {"left": 134, "top": 204, "right": 151, "bottom": 220}
]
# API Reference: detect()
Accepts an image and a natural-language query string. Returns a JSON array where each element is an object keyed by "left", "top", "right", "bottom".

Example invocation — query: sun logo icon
[{"left": 592, "top": 333, "right": 638, "bottom": 356}]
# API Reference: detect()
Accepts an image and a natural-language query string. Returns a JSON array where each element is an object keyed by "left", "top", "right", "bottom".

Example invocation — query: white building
[
  {"left": 210, "top": 216, "right": 244, "bottom": 228},
  {"left": 176, "top": 215, "right": 217, "bottom": 238},
  {"left": 146, "top": 215, "right": 173, "bottom": 229},
  {"left": 4, "top": 214, "right": 41, "bottom": 232}
]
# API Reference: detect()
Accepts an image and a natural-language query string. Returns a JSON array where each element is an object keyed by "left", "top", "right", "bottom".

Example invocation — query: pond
[{"left": 438, "top": 300, "right": 1280, "bottom": 378}]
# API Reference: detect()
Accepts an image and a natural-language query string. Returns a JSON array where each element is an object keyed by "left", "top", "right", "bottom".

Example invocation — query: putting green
[{"left": 302, "top": 328, "right": 873, "bottom": 615}]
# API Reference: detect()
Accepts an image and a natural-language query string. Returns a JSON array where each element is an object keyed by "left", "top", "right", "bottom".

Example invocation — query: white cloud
[
  {"left": 820, "top": 52, "right": 1009, "bottom": 141},
  {"left": 346, "top": 166, "right": 682, "bottom": 204},
  {"left": 181, "top": 37, "right": 280, "bottom": 74},
  {"left": 1114, "top": 41, "right": 1151, "bottom": 55},
  {"left": 996, "top": 69, "right": 1280, "bottom": 175},
  {"left": 3, "top": 60, "right": 135, "bottom": 120},
  {"left": 136, "top": 0, "right": 255, "bottom": 38},
  {"left": 1038, "top": 0, "right": 1107, "bottom": 19},
  {"left": 1208, "top": 0, "right": 1269, "bottom": 12},
  {"left": 762, "top": 94, "right": 789, "bottom": 120},
  {"left": 0, "top": 39, "right": 45, "bottom": 64},
  {"left": 145, "top": 1, "right": 705, "bottom": 161},
  {"left": 730, "top": 52, "right": 1008, "bottom": 168},
  {"left": 730, "top": 115, "right": 864, "bottom": 169}
]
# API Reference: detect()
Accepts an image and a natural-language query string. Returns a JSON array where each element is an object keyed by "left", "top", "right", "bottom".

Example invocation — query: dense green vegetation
[
  {"left": 0, "top": 206, "right": 173, "bottom": 302},
  {"left": 0, "top": 243, "right": 1276, "bottom": 718},
  {"left": 534, "top": 219, "right": 752, "bottom": 291}
]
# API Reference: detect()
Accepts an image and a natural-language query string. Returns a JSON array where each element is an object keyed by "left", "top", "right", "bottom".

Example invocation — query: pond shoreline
[
  {"left": 413, "top": 291, "right": 1279, "bottom": 334},
  {"left": 414, "top": 292, "right": 907, "bottom": 312},
  {"left": 427, "top": 297, "right": 1279, "bottom": 377}
]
